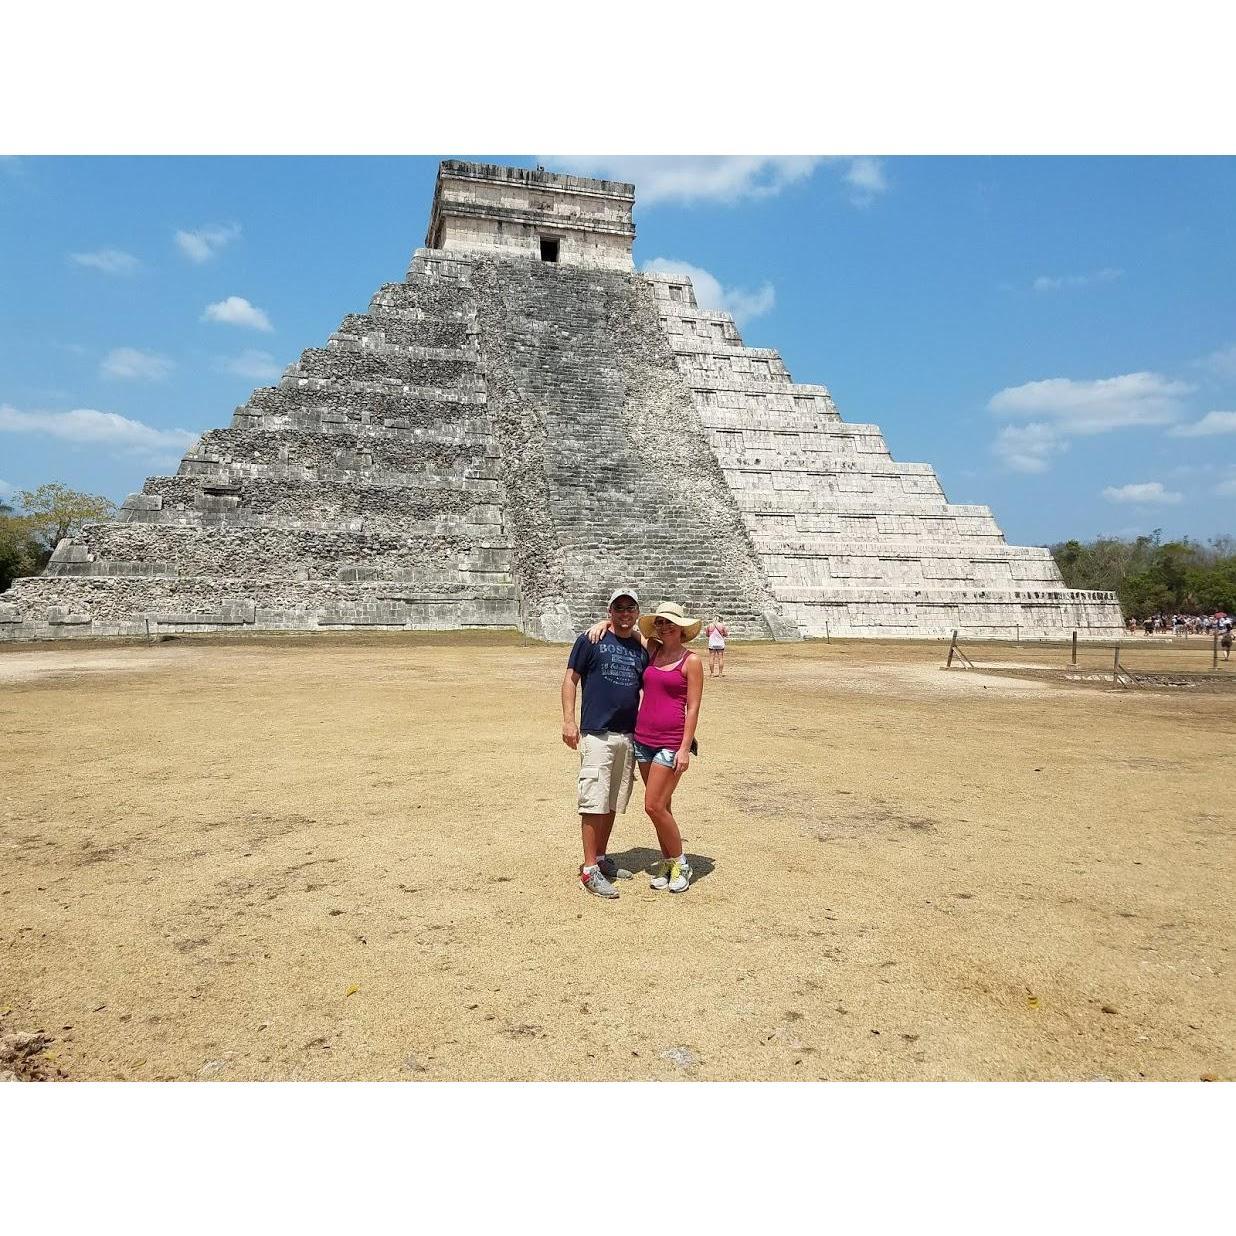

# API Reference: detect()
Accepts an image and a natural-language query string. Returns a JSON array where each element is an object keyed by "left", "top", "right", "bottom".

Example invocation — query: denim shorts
[{"left": 631, "top": 739, "right": 678, "bottom": 768}]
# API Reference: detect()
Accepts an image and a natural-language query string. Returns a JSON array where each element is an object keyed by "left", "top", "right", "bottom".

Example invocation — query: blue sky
[{"left": 2, "top": 155, "right": 1234, "bottom": 547}]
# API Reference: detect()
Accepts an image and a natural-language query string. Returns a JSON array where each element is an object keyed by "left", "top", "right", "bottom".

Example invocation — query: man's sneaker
[
  {"left": 597, "top": 856, "right": 633, "bottom": 881},
  {"left": 650, "top": 857, "right": 693, "bottom": 892},
  {"left": 580, "top": 865, "right": 619, "bottom": 899}
]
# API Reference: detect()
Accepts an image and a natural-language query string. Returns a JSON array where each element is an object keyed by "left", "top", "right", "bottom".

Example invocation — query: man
[{"left": 561, "top": 588, "right": 649, "bottom": 899}]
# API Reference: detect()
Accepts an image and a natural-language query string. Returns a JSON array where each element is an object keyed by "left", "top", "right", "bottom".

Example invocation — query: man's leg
[
  {"left": 578, "top": 734, "right": 620, "bottom": 896},
  {"left": 581, "top": 810, "right": 616, "bottom": 868}
]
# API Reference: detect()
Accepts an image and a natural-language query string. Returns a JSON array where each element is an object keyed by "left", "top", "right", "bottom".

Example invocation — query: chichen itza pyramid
[{"left": 0, "top": 160, "right": 1124, "bottom": 642}]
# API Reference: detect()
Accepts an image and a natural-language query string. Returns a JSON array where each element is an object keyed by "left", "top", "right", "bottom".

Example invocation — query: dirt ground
[{"left": 1, "top": 632, "right": 1232, "bottom": 1081}]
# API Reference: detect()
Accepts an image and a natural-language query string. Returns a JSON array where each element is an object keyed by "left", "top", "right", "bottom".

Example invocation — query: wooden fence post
[
  {"left": 1112, "top": 644, "right": 1121, "bottom": 686},
  {"left": 825, "top": 621, "right": 830, "bottom": 644},
  {"left": 1215, "top": 632, "right": 1220, "bottom": 670},
  {"left": 1071, "top": 630, "right": 1078, "bottom": 666},
  {"left": 947, "top": 629, "right": 958, "bottom": 668}
]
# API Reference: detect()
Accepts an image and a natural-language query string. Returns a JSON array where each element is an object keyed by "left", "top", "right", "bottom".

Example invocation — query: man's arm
[{"left": 561, "top": 668, "right": 581, "bottom": 749}]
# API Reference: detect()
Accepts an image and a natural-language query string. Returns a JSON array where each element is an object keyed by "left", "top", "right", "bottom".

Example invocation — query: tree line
[{"left": 1051, "top": 531, "right": 1236, "bottom": 617}]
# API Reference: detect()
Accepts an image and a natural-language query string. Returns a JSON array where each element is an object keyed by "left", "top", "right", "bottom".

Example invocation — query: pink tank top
[{"left": 635, "top": 653, "right": 689, "bottom": 749}]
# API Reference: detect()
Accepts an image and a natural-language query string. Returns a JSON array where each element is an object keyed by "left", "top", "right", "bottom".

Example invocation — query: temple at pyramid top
[
  {"left": 0, "top": 158, "right": 1125, "bottom": 644},
  {"left": 425, "top": 160, "right": 636, "bottom": 270}
]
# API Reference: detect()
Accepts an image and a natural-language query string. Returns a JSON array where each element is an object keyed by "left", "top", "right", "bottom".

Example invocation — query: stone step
[
  {"left": 70, "top": 523, "right": 511, "bottom": 581},
  {"left": 333, "top": 312, "right": 472, "bottom": 351}
]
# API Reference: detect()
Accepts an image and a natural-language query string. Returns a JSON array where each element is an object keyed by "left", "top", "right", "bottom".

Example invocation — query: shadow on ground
[{"left": 606, "top": 845, "right": 716, "bottom": 883}]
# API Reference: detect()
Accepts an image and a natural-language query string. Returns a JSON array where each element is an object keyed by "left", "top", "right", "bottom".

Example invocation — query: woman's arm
[{"left": 675, "top": 653, "right": 704, "bottom": 771}]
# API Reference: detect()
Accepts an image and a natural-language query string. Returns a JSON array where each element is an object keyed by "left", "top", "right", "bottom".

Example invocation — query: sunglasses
[{"left": 611, "top": 604, "right": 639, "bottom": 614}]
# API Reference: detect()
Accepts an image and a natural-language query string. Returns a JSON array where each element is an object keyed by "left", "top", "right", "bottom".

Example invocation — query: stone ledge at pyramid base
[
  {"left": 778, "top": 587, "right": 1126, "bottom": 640},
  {"left": 0, "top": 583, "right": 1124, "bottom": 643},
  {"left": 0, "top": 577, "right": 520, "bottom": 642}
]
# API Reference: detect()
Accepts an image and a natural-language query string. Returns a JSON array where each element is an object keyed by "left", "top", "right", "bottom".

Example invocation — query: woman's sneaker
[
  {"left": 580, "top": 865, "right": 619, "bottom": 899},
  {"left": 668, "top": 858, "right": 693, "bottom": 893},
  {"left": 650, "top": 858, "right": 693, "bottom": 892}
]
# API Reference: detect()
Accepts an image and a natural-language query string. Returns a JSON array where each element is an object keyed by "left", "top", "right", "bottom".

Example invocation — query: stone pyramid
[{"left": 0, "top": 160, "right": 1124, "bottom": 643}]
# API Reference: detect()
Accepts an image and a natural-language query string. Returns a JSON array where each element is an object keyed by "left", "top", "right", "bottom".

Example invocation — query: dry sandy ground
[{"left": 1, "top": 633, "right": 1232, "bottom": 1081}]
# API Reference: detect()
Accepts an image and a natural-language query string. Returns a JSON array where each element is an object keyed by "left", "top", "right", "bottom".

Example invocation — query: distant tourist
[
  {"left": 561, "top": 588, "right": 647, "bottom": 899},
  {"left": 1222, "top": 629, "right": 1233, "bottom": 662},
  {"left": 705, "top": 615, "right": 729, "bottom": 677}
]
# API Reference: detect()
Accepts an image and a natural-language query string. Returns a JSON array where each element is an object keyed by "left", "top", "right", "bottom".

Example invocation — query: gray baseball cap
[{"left": 607, "top": 588, "right": 639, "bottom": 607}]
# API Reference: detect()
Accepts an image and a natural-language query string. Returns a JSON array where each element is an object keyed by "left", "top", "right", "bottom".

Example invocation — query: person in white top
[{"left": 705, "top": 615, "right": 729, "bottom": 677}]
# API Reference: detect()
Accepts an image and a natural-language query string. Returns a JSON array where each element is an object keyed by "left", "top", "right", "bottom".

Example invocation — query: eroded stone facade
[
  {"left": 647, "top": 273, "right": 1124, "bottom": 639},
  {"left": 0, "top": 160, "right": 1124, "bottom": 642}
]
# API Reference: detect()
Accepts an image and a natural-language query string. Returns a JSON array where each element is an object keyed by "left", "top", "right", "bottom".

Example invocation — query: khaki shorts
[{"left": 577, "top": 730, "right": 636, "bottom": 815}]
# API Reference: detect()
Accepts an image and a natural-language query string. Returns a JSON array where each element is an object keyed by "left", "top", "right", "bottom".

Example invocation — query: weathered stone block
[{"left": 46, "top": 607, "right": 91, "bottom": 625}]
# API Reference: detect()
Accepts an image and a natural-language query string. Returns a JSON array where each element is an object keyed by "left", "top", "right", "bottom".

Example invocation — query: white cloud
[
  {"left": 642, "top": 258, "right": 774, "bottom": 327},
  {"left": 544, "top": 156, "right": 821, "bottom": 206},
  {"left": 101, "top": 347, "right": 174, "bottom": 381},
  {"left": 0, "top": 404, "right": 198, "bottom": 460},
  {"left": 175, "top": 223, "right": 242, "bottom": 263},
  {"left": 988, "top": 372, "right": 1192, "bottom": 435},
  {"left": 840, "top": 157, "right": 889, "bottom": 206},
  {"left": 69, "top": 248, "right": 141, "bottom": 275},
  {"left": 992, "top": 423, "right": 1068, "bottom": 473},
  {"left": 1031, "top": 268, "right": 1122, "bottom": 293},
  {"left": 1196, "top": 342, "right": 1236, "bottom": 380},
  {"left": 988, "top": 372, "right": 1194, "bottom": 473},
  {"left": 1102, "top": 482, "right": 1183, "bottom": 505},
  {"left": 217, "top": 349, "right": 283, "bottom": 381},
  {"left": 1168, "top": 410, "right": 1236, "bottom": 437},
  {"left": 0, "top": 478, "right": 16, "bottom": 500},
  {"left": 202, "top": 296, "right": 273, "bottom": 332}
]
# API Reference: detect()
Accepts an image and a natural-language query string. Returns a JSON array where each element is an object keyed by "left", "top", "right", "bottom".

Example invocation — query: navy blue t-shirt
[{"left": 567, "top": 630, "right": 649, "bottom": 735}]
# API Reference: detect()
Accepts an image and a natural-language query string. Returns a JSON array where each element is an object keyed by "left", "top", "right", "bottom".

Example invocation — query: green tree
[
  {"left": 0, "top": 501, "right": 43, "bottom": 592},
  {"left": 17, "top": 483, "right": 116, "bottom": 554},
  {"left": 1051, "top": 530, "right": 1236, "bottom": 617}
]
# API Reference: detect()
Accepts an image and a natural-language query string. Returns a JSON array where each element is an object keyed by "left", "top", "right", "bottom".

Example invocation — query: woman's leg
[
  {"left": 643, "top": 760, "right": 687, "bottom": 858},
  {"left": 718, "top": 648, "right": 725, "bottom": 677}
]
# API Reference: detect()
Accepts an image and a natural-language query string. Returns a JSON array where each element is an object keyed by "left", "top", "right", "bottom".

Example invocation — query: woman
[
  {"left": 705, "top": 615, "right": 729, "bottom": 677},
  {"left": 631, "top": 602, "right": 704, "bottom": 893}
]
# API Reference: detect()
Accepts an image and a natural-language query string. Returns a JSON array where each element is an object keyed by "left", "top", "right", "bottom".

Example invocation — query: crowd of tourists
[{"left": 1127, "top": 613, "right": 1233, "bottom": 636}]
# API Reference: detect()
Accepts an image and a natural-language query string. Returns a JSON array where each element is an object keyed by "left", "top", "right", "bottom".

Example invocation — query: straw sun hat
[{"left": 638, "top": 601, "right": 702, "bottom": 642}]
